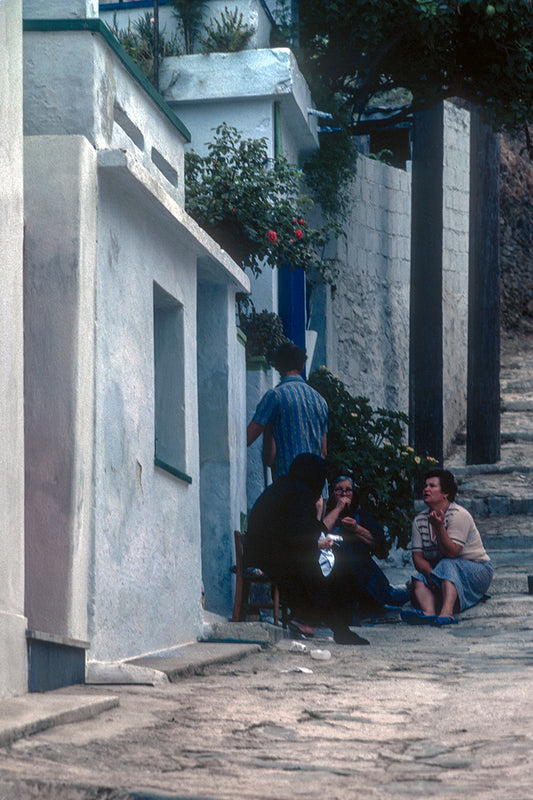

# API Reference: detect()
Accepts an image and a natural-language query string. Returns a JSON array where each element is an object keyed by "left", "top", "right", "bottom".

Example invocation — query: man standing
[{"left": 246, "top": 342, "right": 328, "bottom": 479}]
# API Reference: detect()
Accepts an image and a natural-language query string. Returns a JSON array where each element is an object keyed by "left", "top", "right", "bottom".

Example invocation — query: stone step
[
  {"left": 455, "top": 429, "right": 533, "bottom": 445},
  {"left": 502, "top": 398, "right": 533, "bottom": 411},
  {"left": 501, "top": 377, "right": 533, "bottom": 392},
  {"left": 416, "top": 485, "right": 533, "bottom": 516}
]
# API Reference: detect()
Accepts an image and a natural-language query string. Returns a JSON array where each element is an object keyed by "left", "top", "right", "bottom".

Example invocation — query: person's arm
[
  {"left": 323, "top": 495, "right": 351, "bottom": 532},
  {"left": 429, "top": 509, "right": 463, "bottom": 558},
  {"left": 413, "top": 550, "right": 437, "bottom": 587},
  {"left": 247, "top": 420, "right": 265, "bottom": 446},
  {"left": 262, "top": 424, "right": 276, "bottom": 467},
  {"left": 355, "top": 509, "right": 387, "bottom": 557}
]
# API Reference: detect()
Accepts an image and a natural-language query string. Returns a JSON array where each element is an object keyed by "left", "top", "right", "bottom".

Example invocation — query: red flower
[
  {"left": 267, "top": 230, "right": 277, "bottom": 243},
  {"left": 294, "top": 229, "right": 303, "bottom": 240},
  {"left": 299, "top": 218, "right": 305, "bottom": 225}
]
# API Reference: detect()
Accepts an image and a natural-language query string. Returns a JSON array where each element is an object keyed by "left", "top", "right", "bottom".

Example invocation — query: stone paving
[{"left": 1, "top": 335, "right": 533, "bottom": 800}]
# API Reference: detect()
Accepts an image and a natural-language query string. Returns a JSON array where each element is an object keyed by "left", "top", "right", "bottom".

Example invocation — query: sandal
[
  {"left": 400, "top": 608, "right": 437, "bottom": 625},
  {"left": 431, "top": 616, "right": 458, "bottom": 626}
]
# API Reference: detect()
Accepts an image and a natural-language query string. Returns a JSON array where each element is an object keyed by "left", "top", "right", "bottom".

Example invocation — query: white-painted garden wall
[
  {"left": 0, "top": 0, "right": 27, "bottom": 698},
  {"left": 309, "top": 155, "right": 412, "bottom": 415}
]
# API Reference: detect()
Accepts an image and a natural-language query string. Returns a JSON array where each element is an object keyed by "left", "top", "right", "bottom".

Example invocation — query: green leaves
[
  {"left": 308, "top": 367, "right": 438, "bottom": 552},
  {"left": 185, "top": 123, "right": 331, "bottom": 276},
  {"left": 297, "top": 0, "right": 533, "bottom": 134}
]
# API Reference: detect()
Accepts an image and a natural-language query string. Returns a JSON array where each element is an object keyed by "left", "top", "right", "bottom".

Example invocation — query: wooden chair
[{"left": 231, "top": 530, "right": 288, "bottom": 628}]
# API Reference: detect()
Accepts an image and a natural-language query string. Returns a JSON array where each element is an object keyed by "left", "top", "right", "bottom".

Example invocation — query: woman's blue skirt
[{"left": 413, "top": 558, "right": 494, "bottom": 612}]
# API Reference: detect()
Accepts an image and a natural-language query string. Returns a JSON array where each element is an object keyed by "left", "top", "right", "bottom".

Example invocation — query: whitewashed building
[
  {"left": 19, "top": 0, "right": 249, "bottom": 689},
  {"left": 0, "top": 0, "right": 471, "bottom": 697}
]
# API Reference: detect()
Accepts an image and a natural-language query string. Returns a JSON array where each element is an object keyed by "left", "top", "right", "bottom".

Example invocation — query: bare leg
[
  {"left": 413, "top": 579, "right": 437, "bottom": 615},
  {"left": 439, "top": 580, "right": 459, "bottom": 617}
]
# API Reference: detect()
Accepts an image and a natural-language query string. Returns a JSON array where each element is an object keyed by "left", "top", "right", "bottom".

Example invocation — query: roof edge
[{"left": 23, "top": 17, "right": 191, "bottom": 143}]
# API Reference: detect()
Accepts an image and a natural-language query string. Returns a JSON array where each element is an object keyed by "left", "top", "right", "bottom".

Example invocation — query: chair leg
[
  {"left": 232, "top": 571, "right": 243, "bottom": 622},
  {"left": 272, "top": 584, "right": 280, "bottom": 626},
  {"left": 239, "top": 581, "right": 251, "bottom": 622}
]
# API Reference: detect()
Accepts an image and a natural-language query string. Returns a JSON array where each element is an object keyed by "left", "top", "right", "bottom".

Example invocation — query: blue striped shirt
[{"left": 252, "top": 375, "right": 328, "bottom": 477}]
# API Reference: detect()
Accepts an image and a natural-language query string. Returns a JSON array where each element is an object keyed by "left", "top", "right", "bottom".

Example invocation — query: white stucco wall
[
  {"left": 160, "top": 48, "right": 319, "bottom": 161},
  {"left": 22, "top": 19, "right": 249, "bottom": 660},
  {"left": 23, "top": 24, "right": 189, "bottom": 205},
  {"left": 91, "top": 166, "right": 202, "bottom": 659},
  {"left": 24, "top": 136, "right": 97, "bottom": 645},
  {"left": 443, "top": 102, "right": 470, "bottom": 454},
  {"left": 0, "top": 0, "right": 27, "bottom": 698}
]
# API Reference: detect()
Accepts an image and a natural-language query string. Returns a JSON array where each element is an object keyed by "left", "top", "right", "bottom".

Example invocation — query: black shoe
[{"left": 333, "top": 628, "right": 370, "bottom": 645}]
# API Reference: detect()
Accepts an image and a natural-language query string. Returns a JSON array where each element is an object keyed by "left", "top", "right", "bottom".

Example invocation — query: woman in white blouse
[{"left": 401, "top": 469, "right": 493, "bottom": 626}]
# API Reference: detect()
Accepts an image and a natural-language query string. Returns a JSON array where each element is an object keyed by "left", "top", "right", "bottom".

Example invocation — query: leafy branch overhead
[{"left": 296, "top": 0, "right": 533, "bottom": 135}]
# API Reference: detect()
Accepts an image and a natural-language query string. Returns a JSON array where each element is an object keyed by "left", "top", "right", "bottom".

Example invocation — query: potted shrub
[{"left": 185, "top": 123, "right": 330, "bottom": 276}]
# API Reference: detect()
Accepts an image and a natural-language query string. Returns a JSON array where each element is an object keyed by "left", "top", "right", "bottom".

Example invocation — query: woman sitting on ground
[
  {"left": 402, "top": 468, "right": 493, "bottom": 626},
  {"left": 322, "top": 475, "right": 410, "bottom": 613}
]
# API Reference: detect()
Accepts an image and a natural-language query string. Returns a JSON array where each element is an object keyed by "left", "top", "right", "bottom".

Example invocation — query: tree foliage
[{"left": 295, "top": 0, "right": 533, "bottom": 135}]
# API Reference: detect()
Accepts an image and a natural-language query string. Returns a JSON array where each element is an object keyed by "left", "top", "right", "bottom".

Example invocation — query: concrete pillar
[
  {"left": 24, "top": 135, "right": 97, "bottom": 643},
  {"left": 0, "top": 0, "right": 27, "bottom": 697},
  {"left": 198, "top": 283, "right": 246, "bottom": 615}
]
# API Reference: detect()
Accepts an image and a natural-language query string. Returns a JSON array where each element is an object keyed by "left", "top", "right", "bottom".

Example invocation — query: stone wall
[
  {"left": 310, "top": 154, "right": 412, "bottom": 415},
  {"left": 310, "top": 102, "right": 470, "bottom": 455},
  {"left": 442, "top": 102, "right": 470, "bottom": 455}
]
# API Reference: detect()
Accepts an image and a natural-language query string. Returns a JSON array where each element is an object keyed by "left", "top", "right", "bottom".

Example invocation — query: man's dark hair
[
  {"left": 272, "top": 342, "right": 307, "bottom": 374},
  {"left": 425, "top": 468, "right": 458, "bottom": 502}
]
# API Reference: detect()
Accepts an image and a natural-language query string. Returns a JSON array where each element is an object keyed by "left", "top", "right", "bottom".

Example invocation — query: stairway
[{"left": 444, "top": 333, "right": 533, "bottom": 594}]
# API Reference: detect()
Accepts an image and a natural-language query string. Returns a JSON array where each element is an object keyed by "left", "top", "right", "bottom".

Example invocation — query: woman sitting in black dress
[{"left": 322, "top": 475, "right": 410, "bottom": 615}]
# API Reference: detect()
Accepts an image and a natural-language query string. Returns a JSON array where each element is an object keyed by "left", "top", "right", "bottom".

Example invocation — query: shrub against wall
[{"left": 308, "top": 367, "right": 438, "bottom": 553}]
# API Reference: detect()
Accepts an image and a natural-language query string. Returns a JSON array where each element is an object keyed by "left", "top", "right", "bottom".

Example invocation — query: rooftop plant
[
  {"left": 171, "top": 0, "right": 208, "bottom": 54},
  {"left": 201, "top": 6, "right": 256, "bottom": 53},
  {"left": 107, "top": 11, "right": 181, "bottom": 81}
]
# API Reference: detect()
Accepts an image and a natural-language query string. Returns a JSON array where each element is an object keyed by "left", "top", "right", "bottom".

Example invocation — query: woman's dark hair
[
  {"left": 288, "top": 453, "right": 327, "bottom": 500},
  {"left": 424, "top": 468, "right": 458, "bottom": 501}
]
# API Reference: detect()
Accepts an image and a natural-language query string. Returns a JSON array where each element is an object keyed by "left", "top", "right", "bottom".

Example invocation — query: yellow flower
[{"left": 414, "top": 456, "right": 421, "bottom": 464}]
